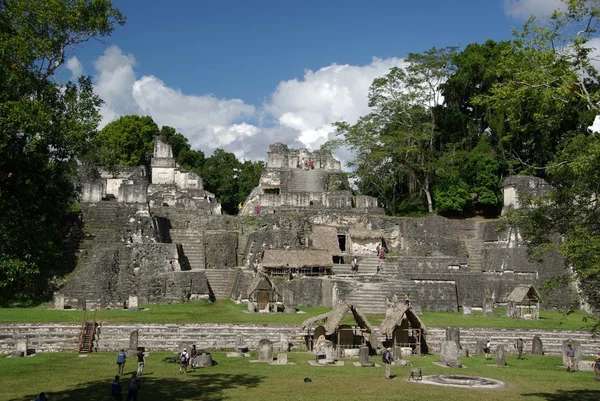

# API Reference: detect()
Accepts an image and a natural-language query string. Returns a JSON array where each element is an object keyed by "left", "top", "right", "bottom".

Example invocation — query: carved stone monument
[
  {"left": 128, "top": 330, "right": 139, "bottom": 356},
  {"left": 128, "top": 295, "right": 139, "bottom": 310},
  {"left": 53, "top": 292, "right": 65, "bottom": 310},
  {"left": 445, "top": 327, "right": 461, "bottom": 349},
  {"left": 257, "top": 339, "right": 273, "bottom": 362},
  {"left": 316, "top": 340, "right": 335, "bottom": 364},
  {"left": 279, "top": 333, "right": 289, "bottom": 352},
  {"left": 277, "top": 353, "right": 288, "bottom": 365},
  {"left": 476, "top": 338, "right": 487, "bottom": 355},
  {"left": 359, "top": 346, "right": 373, "bottom": 367},
  {"left": 462, "top": 306, "right": 472, "bottom": 316},
  {"left": 496, "top": 344, "right": 506, "bottom": 366},
  {"left": 12, "top": 335, "right": 27, "bottom": 358},
  {"left": 247, "top": 301, "right": 256, "bottom": 313},
  {"left": 440, "top": 340, "right": 462, "bottom": 367},
  {"left": 532, "top": 335, "right": 543, "bottom": 355}
]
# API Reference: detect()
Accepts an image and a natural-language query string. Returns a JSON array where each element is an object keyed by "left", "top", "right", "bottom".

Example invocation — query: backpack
[
  {"left": 180, "top": 353, "right": 187, "bottom": 363},
  {"left": 382, "top": 352, "right": 390, "bottom": 364}
]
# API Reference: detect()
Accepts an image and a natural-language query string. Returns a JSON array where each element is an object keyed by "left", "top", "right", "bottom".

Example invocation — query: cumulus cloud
[
  {"left": 66, "top": 56, "right": 83, "bottom": 81},
  {"left": 503, "top": 0, "right": 564, "bottom": 19},
  {"left": 92, "top": 45, "right": 404, "bottom": 163}
]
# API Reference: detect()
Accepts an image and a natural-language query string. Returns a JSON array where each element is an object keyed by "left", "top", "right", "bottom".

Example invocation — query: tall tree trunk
[{"left": 424, "top": 175, "right": 433, "bottom": 213}]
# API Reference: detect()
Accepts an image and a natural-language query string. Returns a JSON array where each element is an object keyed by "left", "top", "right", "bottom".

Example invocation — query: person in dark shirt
[
  {"left": 111, "top": 375, "right": 122, "bottom": 401},
  {"left": 136, "top": 350, "right": 146, "bottom": 376},
  {"left": 116, "top": 348, "right": 127, "bottom": 376},
  {"left": 126, "top": 372, "right": 141, "bottom": 401}
]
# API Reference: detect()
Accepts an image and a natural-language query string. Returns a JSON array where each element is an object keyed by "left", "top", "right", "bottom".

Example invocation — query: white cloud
[
  {"left": 66, "top": 56, "right": 83, "bottom": 81},
  {"left": 503, "top": 0, "right": 564, "bottom": 19},
  {"left": 92, "top": 46, "right": 404, "bottom": 163}
]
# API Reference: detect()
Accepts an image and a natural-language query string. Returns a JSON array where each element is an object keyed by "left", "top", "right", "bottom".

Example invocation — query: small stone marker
[
  {"left": 13, "top": 335, "right": 27, "bottom": 357},
  {"left": 562, "top": 340, "right": 582, "bottom": 367},
  {"left": 440, "top": 340, "right": 461, "bottom": 367},
  {"left": 445, "top": 327, "right": 461, "bottom": 349},
  {"left": 77, "top": 298, "right": 86, "bottom": 310},
  {"left": 359, "top": 346, "right": 371, "bottom": 366},
  {"left": 197, "top": 352, "right": 213, "bottom": 367},
  {"left": 476, "top": 338, "right": 487, "bottom": 355},
  {"left": 462, "top": 306, "right": 472, "bottom": 316},
  {"left": 247, "top": 301, "right": 256, "bottom": 313},
  {"left": 53, "top": 292, "right": 65, "bottom": 310},
  {"left": 316, "top": 340, "right": 335, "bottom": 364},
  {"left": 128, "top": 330, "right": 139, "bottom": 356},
  {"left": 532, "top": 335, "right": 543, "bottom": 355},
  {"left": 496, "top": 344, "right": 506, "bottom": 366},
  {"left": 277, "top": 353, "right": 288, "bottom": 365},
  {"left": 279, "top": 333, "right": 289, "bottom": 352},
  {"left": 505, "top": 302, "right": 514, "bottom": 317},
  {"left": 283, "top": 288, "right": 295, "bottom": 313},
  {"left": 236, "top": 334, "right": 248, "bottom": 353},
  {"left": 484, "top": 301, "right": 494, "bottom": 316},
  {"left": 257, "top": 339, "right": 273, "bottom": 362},
  {"left": 128, "top": 295, "right": 139, "bottom": 310}
]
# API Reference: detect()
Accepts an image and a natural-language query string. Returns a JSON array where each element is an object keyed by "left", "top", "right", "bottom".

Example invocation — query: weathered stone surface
[
  {"left": 562, "top": 340, "right": 582, "bottom": 367},
  {"left": 128, "top": 330, "right": 138, "bottom": 355},
  {"left": 277, "top": 353, "right": 288, "bottom": 365},
  {"left": 476, "top": 338, "right": 487, "bottom": 355},
  {"left": 532, "top": 336, "right": 543, "bottom": 355},
  {"left": 14, "top": 336, "right": 27, "bottom": 358},
  {"left": 257, "top": 339, "right": 273, "bottom": 362},
  {"left": 447, "top": 359, "right": 463, "bottom": 368},
  {"left": 445, "top": 327, "right": 461, "bottom": 349},
  {"left": 577, "top": 360, "right": 595, "bottom": 371},
  {"left": 316, "top": 340, "right": 335, "bottom": 364},
  {"left": 247, "top": 301, "right": 256, "bottom": 313},
  {"left": 279, "top": 333, "right": 289, "bottom": 352},
  {"left": 197, "top": 353, "right": 213, "bottom": 367},
  {"left": 128, "top": 295, "right": 138, "bottom": 310},
  {"left": 496, "top": 344, "right": 506, "bottom": 366},
  {"left": 440, "top": 341, "right": 460, "bottom": 366},
  {"left": 359, "top": 346, "right": 369, "bottom": 365},
  {"left": 462, "top": 306, "right": 471, "bottom": 316},
  {"left": 53, "top": 293, "right": 64, "bottom": 310}
]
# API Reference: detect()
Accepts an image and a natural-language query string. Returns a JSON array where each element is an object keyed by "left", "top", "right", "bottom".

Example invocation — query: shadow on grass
[
  {"left": 12, "top": 372, "right": 265, "bottom": 401},
  {"left": 522, "top": 389, "right": 600, "bottom": 401}
]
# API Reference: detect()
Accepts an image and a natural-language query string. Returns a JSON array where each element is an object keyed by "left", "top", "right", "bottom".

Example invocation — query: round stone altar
[{"left": 414, "top": 375, "right": 505, "bottom": 389}]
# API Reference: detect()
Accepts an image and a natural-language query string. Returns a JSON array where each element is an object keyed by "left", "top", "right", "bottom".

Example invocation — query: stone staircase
[
  {"left": 287, "top": 170, "right": 327, "bottom": 193},
  {"left": 169, "top": 229, "right": 204, "bottom": 270},
  {"left": 204, "top": 269, "right": 237, "bottom": 300},
  {"left": 464, "top": 239, "right": 484, "bottom": 272},
  {"left": 335, "top": 278, "right": 419, "bottom": 315},
  {"left": 331, "top": 256, "right": 387, "bottom": 277}
]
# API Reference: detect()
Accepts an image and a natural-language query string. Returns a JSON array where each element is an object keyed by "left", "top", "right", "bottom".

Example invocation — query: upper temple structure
[{"left": 240, "top": 143, "right": 381, "bottom": 215}]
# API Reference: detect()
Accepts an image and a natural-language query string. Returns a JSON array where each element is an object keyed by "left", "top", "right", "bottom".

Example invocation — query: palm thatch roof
[
  {"left": 507, "top": 285, "right": 541, "bottom": 303},
  {"left": 299, "top": 301, "right": 375, "bottom": 335},
  {"left": 349, "top": 228, "right": 384, "bottom": 240},
  {"left": 262, "top": 249, "right": 333, "bottom": 268},
  {"left": 246, "top": 272, "right": 281, "bottom": 297},
  {"left": 311, "top": 225, "right": 341, "bottom": 255},
  {"left": 378, "top": 304, "right": 425, "bottom": 336}
]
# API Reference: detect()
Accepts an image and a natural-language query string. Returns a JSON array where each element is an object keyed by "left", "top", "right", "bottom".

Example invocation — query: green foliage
[{"left": 0, "top": 0, "right": 125, "bottom": 303}]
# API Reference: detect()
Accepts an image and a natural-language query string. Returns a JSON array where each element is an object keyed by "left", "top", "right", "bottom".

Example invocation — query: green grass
[
  {"left": 1, "top": 351, "right": 598, "bottom": 400},
  {"left": 0, "top": 300, "right": 595, "bottom": 331}
]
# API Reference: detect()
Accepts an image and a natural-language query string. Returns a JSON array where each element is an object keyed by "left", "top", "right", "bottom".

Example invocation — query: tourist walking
[
  {"left": 111, "top": 375, "right": 123, "bottom": 401},
  {"left": 136, "top": 349, "right": 146, "bottom": 376},
  {"left": 594, "top": 353, "right": 600, "bottom": 380},
  {"left": 383, "top": 347, "right": 392, "bottom": 379},
  {"left": 179, "top": 349, "right": 189, "bottom": 374},
  {"left": 116, "top": 348, "right": 127, "bottom": 376},
  {"left": 515, "top": 338, "right": 524, "bottom": 360},
  {"left": 484, "top": 340, "right": 491, "bottom": 360},
  {"left": 566, "top": 344, "right": 576, "bottom": 372},
  {"left": 190, "top": 345, "right": 198, "bottom": 369},
  {"left": 126, "top": 372, "right": 141, "bottom": 401}
]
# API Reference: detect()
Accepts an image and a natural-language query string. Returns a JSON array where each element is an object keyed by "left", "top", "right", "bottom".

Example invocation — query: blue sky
[{"left": 65, "top": 0, "right": 566, "bottom": 161}]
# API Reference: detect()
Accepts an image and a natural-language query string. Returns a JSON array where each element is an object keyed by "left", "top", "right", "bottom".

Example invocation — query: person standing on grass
[
  {"left": 111, "top": 375, "right": 123, "bottom": 401},
  {"left": 593, "top": 353, "right": 600, "bottom": 380},
  {"left": 515, "top": 338, "right": 524, "bottom": 360},
  {"left": 190, "top": 345, "right": 198, "bottom": 369},
  {"left": 484, "top": 340, "right": 492, "bottom": 360},
  {"left": 383, "top": 347, "right": 392, "bottom": 379},
  {"left": 126, "top": 372, "right": 141, "bottom": 401},
  {"left": 116, "top": 348, "right": 127, "bottom": 376},
  {"left": 136, "top": 349, "right": 146, "bottom": 376},
  {"left": 179, "top": 349, "right": 189, "bottom": 374},
  {"left": 566, "top": 344, "right": 576, "bottom": 372}
]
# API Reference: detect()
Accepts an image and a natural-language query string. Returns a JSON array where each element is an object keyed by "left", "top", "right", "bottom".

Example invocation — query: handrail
[
  {"left": 86, "top": 310, "right": 98, "bottom": 353},
  {"left": 78, "top": 311, "right": 88, "bottom": 352}
]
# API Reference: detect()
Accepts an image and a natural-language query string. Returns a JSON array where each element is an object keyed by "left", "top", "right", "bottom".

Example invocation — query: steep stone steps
[
  {"left": 287, "top": 170, "right": 327, "bottom": 193},
  {"left": 464, "top": 239, "right": 484, "bottom": 272},
  {"left": 335, "top": 279, "right": 419, "bottom": 315},
  {"left": 169, "top": 229, "right": 204, "bottom": 270},
  {"left": 204, "top": 269, "right": 237, "bottom": 300},
  {"left": 331, "top": 257, "right": 388, "bottom": 277}
]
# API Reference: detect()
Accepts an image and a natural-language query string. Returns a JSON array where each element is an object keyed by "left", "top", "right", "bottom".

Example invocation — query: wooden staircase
[{"left": 78, "top": 310, "right": 97, "bottom": 353}]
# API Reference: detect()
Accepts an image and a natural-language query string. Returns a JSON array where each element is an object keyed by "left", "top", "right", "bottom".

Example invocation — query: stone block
[
  {"left": 279, "top": 333, "right": 289, "bottom": 352},
  {"left": 496, "top": 344, "right": 506, "bottom": 366},
  {"left": 462, "top": 306, "right": 471, "bottom": 316},
  {"left": 77, "top": 298, "right": 86, "bottom": 310},
  {"left": 13, "top": 335, "right": 27, "bottom": 358},
  {"left": 257, "top": 339, "right": 273, "bottom": 362},
  {"left": 277, "top": 353, "right": 288, "bottom": 365},
  {"left": 128, "top": 330, "right": 139, "bottom": 355},
  {"left": 316, "top": 340, "right": 335, "bottom": 364},
  {"left": 400, "top": 347, "right": 412, "bottom": 358},
  {"left": 532, "top": 335, "right": 543, "bottom": 355},
  {"left": 53, "top": 292, "right": 65, "bottom": 310},
  {"left": 476, "top": 338, "right": 487, "bottom": 355},
  {"left": 247, "top": 301, "right": 256, "bottom": 313},
  {"left": 128, "top": 295, "right": 139, "bottom": 310},
  {"left": 577, "top": 360, "right": 595, "bottom": 371},
  {"left": 440, "top": 341, "right": 460, "bottom": 365},
  {"left": 445, "top": 327, "right": 461, "bottom": 349},
  {"left": 359, "top": 346, "right": 369, "bottom": 365},
  {"left": 197, "top": 353, "right": 213, "bottom": 367}
]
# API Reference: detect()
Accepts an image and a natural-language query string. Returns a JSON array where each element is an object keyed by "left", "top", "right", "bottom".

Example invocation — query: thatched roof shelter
[
  {"left": 348, "top": 228, "right": 384, "bottom": 240},
  {"left": 378, "top": 304, "right": 425, "bottom": 336},
  {"left": 311, "top": 225, "right": 341, "bottom": 255},
  {"left": 299, "top": 301, "right": 375, "bottom": 335},
  {"left": 246, "top": 272, "right": 281, "bottom": 298},
  {"left": 262, "top": 249, "right": 333, "bottom": 269},
  {"left": 507, "top": 285, "right": 541, "bottom": 303}
]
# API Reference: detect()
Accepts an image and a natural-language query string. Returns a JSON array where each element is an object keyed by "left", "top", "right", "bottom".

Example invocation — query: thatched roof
[
  {"left": 378, "top": 304, "right": 425, "bottom": 336},
  {"left": 247, "top": 272, "right": 281, "bottom": 297},
  {"left": 299, "top": 301, "right": 375, "bottom": 335},
  {"left": 349, "top": 228, "right": 384, "bottom": 240},
  {"left": 507, "top": 285, "right": 541, "bottom": 303},
  {"left": 311, "top": 225, "right": 341, "bottom": 255},
  {"left": 262, "top": 249, "right": 333, "bottom": 268}
]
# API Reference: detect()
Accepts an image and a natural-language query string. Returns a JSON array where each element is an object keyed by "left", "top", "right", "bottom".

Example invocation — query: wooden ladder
[{"left": 78, "top": 310, "right": 97, "bottom": 353}]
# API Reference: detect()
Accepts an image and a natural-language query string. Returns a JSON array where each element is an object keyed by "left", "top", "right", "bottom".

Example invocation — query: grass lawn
[
  {"left": 0, "top": 300, "right": 595, "bottom": 331},
  {"left": 1, "top": 351, "right": 598, "bottom": 401}
]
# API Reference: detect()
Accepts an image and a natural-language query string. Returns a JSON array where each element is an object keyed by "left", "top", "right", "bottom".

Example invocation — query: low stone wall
[{"left": 2, "top": 323, "right": 599, "bottom": 357}]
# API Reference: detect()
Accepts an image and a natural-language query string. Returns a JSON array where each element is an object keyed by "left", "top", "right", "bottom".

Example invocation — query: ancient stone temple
[{"left": 239, "top": 143, "right": 381, "bottom": 215}]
